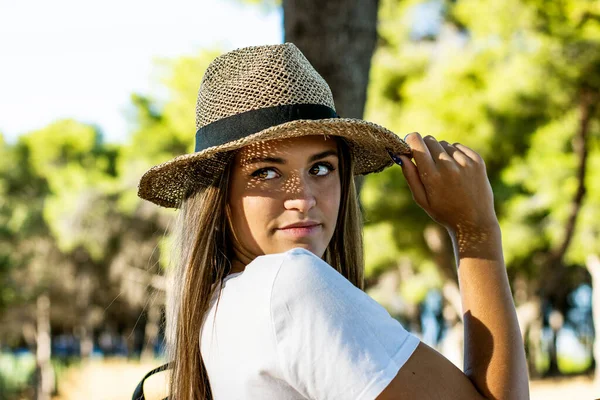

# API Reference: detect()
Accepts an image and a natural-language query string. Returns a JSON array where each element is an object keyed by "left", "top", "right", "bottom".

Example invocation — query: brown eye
[
  {"left": 310, "top": 162, "right": 335, "bottom": 176},
  {"left": 251, "top": 168, "right": 279, "bottom": 180}
]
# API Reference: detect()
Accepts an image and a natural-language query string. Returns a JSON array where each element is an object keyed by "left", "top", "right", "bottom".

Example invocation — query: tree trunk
[
  {"left": 539, "top": 87, "right": 597, "bottom": 376},
  {"left": 141, "top": 303, "right": 162, "bottom": 361},
  {"left": 540, "top": 87, "right": 596, "bottom": 301},
  {"left": 79, "top": 324, "right": 94, "bottom": 359},
  {"left": 526, "top": 317, "right": 544, "bottom": 378},
  {"left": 283, "top": 0, "right": 379, "bottom": 119},
  {"left": 76, "top": 271, "right": 94, "bottom": 359},
  {"left": 283, "top": 0, "right": 379, "bottom": 193},
  {"left": 35, "top": 293, "right": 54, "bottom": 400},
  {"left": 546, "top": 309, "right": 564, "bottom": 376},
  {"left": 515, "top": 299, "right": 542, "bottom": 376}
]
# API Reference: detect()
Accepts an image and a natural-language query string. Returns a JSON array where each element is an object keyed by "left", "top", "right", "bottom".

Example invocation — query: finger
[
  {"left": 440, "top": 141, "right": 471, "bottom": 166},
  {"left": 404, "top": 132, "right": 436, "bottom": 176},
  {"left": 424, "top": 135, "right": 453, "bottom": 164},
  {"left": 398, "top": 155, "right": 429, "bottom": 208},
  {"left": 453, "top": 142, "right": 482, "bottom": 163}
]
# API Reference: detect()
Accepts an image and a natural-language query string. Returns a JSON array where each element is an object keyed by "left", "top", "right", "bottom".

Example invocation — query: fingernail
[
  {"left": 387, "top": 150, "right": 403, "bottom": 166},
  {"left": 404, "top": 134, "right": 410, "bottom": 141}
]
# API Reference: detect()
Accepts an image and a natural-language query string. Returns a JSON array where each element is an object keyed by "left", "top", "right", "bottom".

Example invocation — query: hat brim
[{"left": 137, "top": 118, "right": 412, "bottom": 208}]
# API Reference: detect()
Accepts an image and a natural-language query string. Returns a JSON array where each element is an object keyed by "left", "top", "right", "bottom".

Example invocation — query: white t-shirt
[{"left": 200, "top": 247, "right": 420, "bottom": 400}]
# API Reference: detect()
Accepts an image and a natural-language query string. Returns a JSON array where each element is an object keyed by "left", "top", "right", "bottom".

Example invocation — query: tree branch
[{"left": 542, "top": 87, "right": 598, "bottom": 297}]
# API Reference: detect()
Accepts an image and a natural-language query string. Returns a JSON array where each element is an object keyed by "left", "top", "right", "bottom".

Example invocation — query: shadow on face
[{"left": 226, "top": 135, "right": 343, "bottom": 267}]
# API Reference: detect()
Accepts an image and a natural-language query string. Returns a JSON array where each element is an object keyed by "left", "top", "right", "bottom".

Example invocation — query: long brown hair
[{"left": 165, "top": 136, "right": 364, "bottom": 399}]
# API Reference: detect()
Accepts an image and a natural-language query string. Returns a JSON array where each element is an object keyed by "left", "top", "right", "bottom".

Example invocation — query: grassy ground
[{"left": 46, "top": 358, "right": 599, "bottom": 400}]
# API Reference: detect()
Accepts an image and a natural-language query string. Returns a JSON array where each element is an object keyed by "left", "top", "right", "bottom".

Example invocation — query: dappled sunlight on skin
[
  {"left": 236, "top": 137, "right": 337, "bottom": 194},
  {"left": 455, "top": 225, "right": 492, "bottom": 255},
  {"left": 451, "top": 222, "right": 500, "bottom": 262},
  {"left": 226, "top": 135, "right": 342, "bottom": 274}
]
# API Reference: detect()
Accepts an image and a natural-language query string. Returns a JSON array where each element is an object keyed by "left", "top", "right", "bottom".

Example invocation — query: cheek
[
  {"left": 319, "top": 177, "right": 342, "bottom": 221},
  {"left": 239, "top": 196, "right": 279, "bottom": 235}
]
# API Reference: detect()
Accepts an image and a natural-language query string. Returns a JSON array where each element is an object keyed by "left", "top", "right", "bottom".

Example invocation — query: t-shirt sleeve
[{"left": 270, "top": 248, "right": 421, "bottom": 400}]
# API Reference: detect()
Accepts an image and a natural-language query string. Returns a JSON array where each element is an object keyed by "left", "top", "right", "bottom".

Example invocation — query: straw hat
[{"left": 137, "top": 42, "right": 411, "bottom": 208}]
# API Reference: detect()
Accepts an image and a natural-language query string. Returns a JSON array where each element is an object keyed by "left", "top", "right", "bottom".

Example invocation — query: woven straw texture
[{"left": 138, "top": 43, "right": 411, "bottom": 208}]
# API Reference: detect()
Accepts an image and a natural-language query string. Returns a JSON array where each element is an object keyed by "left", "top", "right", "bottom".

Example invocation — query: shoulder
[
  {"left": 271, "top": 247, "right": 347, "bottom": 296},
  {"left": 268, "top": 248, "right": 422, "bottom": 400},
  {"left": 270, "top": 247, "right": 373, "bottom": 318}
]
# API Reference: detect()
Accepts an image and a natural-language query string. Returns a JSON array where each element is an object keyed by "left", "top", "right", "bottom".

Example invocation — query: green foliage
[
  {"left": 363, "top": 222, "right": 403, "bottom": 277},
  {"left": 117, "top": 49, "right": 221, "bottom": 214},
  {"left": 557, "top": 353, "right": 593, "bottom": 374},
  {"left": 125, "top": 50, "right": 222, "bottom": 163},
  {"left": 0, "top": 352, "right": 35, "bottom": 397},
  {"left": 363, "top": 0, "right": 600, "bottom": 292},
  {"left": 0, "top": 47, "right": 227, "bottom": 346},
  {"left": 0, "top": 352, "right": 74, "bottom": 399},
  {"left": 400, "top": 260, "right": 441, "bottom": 304},
  {"left": 19, "top": 120, "right": 100, "bottom": 176},
  {"left": 16, "top": 120, "right": 119, "bottom": 258},
  {"left": 361, "top": 163, "right": 433, "bottom": 281}
]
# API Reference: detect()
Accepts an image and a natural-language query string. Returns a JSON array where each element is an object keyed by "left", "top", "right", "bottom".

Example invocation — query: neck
[
  {"left": 229, "top": 258, "right": 246, "bottom": 274},
  {"left": 228, "top": 245, "right": 254, "bottom": 275}
]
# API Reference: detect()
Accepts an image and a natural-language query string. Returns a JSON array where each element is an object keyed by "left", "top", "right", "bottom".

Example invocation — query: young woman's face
[{"left": 227, "top": 135, "right": 341, "bottom": 264}]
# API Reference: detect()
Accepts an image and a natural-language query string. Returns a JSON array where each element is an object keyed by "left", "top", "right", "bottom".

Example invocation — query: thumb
[{"left": 398, "top": 155, "right": 429, "bottom": 208}]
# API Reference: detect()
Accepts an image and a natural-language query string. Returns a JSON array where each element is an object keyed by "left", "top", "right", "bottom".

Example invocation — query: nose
[{"left": 283, "top": 173, "right": 317, "bottom": 213}]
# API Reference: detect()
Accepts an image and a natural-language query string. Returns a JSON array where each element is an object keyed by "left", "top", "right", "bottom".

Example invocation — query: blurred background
[{"left": 1, "top": 0, "right": 599, "bottom": 398}]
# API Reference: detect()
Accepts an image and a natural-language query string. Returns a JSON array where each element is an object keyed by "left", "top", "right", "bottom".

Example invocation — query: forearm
[{"left": 449, "top": 222, "right": 529, "bottom": 400}]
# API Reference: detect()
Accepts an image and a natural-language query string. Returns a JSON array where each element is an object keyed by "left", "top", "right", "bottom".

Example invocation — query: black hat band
[{"left": 195, "top": 103, "right": 339, "bottom": 152}]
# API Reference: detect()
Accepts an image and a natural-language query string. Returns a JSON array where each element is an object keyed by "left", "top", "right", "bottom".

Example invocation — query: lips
[{"left": 279, "top": 221, "right": 321, "bottom": 230}]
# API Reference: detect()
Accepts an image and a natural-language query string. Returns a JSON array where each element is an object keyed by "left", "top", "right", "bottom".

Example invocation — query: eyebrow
[{"left": 242, "top": 149, "right": 339, "bottom": 166}]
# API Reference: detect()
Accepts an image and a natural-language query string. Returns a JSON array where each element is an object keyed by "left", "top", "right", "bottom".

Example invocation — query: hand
[{"left": 391, "top": 132, "right": 498, "bottom": 236}]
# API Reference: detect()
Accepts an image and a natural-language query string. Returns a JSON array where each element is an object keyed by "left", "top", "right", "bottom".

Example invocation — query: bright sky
[{"left": 0, "top": 0, "right": 282, "bottom": 143}]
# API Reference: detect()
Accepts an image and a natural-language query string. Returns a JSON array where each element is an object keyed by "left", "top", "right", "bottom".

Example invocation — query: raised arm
[{"left": 378, "top": 133, "right": 529, "bottom": 400}]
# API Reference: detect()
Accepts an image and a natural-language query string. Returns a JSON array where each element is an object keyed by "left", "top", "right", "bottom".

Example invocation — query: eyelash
[{"left": 251, "top": 162, "right": 336, "bottom": 180}]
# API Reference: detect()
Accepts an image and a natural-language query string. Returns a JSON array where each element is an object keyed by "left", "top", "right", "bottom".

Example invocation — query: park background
[{"left": 1, "top": 0, "right": 599, "bottom": 398}]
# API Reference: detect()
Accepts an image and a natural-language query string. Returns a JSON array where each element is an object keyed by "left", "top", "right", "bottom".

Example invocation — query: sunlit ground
[
  {"left": 51, "top": 359, "right": 170, "bottom": 400},
  {"left": 40, "top": 358, "right": 598, "bottom": 400}
]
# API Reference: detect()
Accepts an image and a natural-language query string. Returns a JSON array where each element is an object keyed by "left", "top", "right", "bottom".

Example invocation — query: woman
[{"left": 136, "top": 43, "right": 529, "bottom": 399}]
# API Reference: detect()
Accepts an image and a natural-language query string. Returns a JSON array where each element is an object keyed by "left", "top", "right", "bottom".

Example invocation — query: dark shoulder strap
[{"left": 132, "top": 362, "right": 172, "bottom": 400}]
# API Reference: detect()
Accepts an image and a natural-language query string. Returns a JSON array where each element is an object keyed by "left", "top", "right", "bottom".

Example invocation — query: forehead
[{"left": 235, "top": 135, "right": 339, "bottom": 161}]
